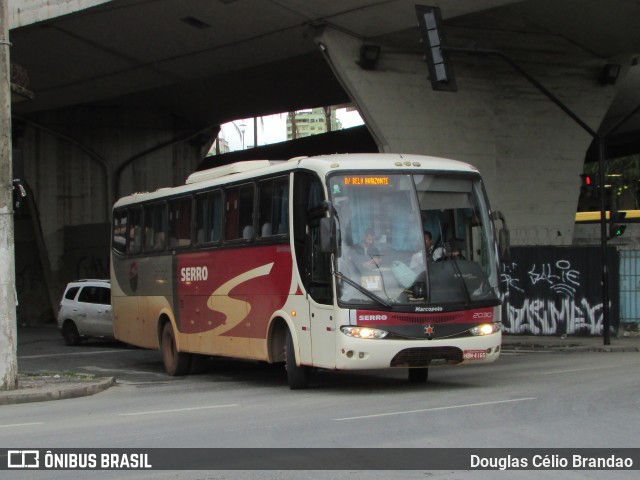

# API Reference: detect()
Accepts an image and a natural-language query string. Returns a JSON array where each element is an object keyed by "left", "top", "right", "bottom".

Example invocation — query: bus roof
[{"left": 113, "top": 153, "right": 480, "bottom": 208}]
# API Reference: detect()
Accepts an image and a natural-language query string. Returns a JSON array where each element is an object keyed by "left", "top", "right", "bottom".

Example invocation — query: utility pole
[{"left": 0, "top": 0, "right": 18, "bottom": 391}]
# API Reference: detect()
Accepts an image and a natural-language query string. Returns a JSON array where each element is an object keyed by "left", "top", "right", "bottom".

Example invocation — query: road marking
[
  {"left": 20, "top": 350, "right": 133, "bottom": 359},
  {"left": 119, "top": 404, "right": 239, "bottom": 417},
  {"left": 333, "top": 397, "right": 536, "bottom": 421},
  {"left": 0, "top": 422, "right": 45, "bottom": 429},
  {"left": 542, "top": 364, "right": 626, "bottom": 375}
]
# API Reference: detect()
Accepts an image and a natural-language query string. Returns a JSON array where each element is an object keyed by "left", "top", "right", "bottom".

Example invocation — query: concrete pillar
[
  {"left": 0, "top": 0, "right": 17, "bottom": 390},
  {"left": 14, "top": 106, "right": 209, "bottom": 323},
  {"left": 318, "top": 20, "right": 621, "bottom": 246}
]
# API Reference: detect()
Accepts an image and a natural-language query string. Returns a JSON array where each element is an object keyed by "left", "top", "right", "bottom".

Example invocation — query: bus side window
[
  {"left": 128, "top": 207, "right": 143, "bottom": 255},
  {"left": 225, "top": 184, "right": 254, "bottom": 241},
  {"left": 195, "top": 190, "right": 222, "bottom": 244},
  {"left": 113, "top": 209, "right": 127, "bottom": 255},
  {"left": 258, "top": 176, "right": 289, "bottom": 239},
  {"left": 144, "top": 202, "right": 166, "bottom": 252},
  {"left": 168, "top": 196, "right": 192, "bottom": 248},
  {"left": 293, "top": 171, "right": 330, "bottom": 303},
  {"left": 273, "top": 177, "right": 289, "bottom": 235},
  {"left": 258, "top": 179, "right": 274, "bottom": 238}
]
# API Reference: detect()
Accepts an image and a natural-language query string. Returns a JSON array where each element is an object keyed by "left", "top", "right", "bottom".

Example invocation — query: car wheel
[
  {"left": 408, "top": 368, "right": 429, "bottom": 384},
  {"left": 285, "top": 329, "right": 309, "bottom": 389},
  {"left": 161, "top": 322, "right": 191, "bottom": 376},
  {"left": 62, "top": 321, "right": 81, "bottom": 346}
]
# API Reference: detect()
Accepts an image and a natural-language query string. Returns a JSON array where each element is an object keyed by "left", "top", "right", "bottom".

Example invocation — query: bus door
[{"left": 307, "top": 218, "right": 336, "bottom": 368}]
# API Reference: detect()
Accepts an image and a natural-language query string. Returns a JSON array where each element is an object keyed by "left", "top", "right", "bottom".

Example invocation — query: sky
[{"left": 218, "top": 107, "right": 364, "bottom": 152}]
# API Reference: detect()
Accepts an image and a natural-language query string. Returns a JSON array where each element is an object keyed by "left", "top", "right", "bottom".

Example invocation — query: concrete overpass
[{"left": 7, "top": 0, "right": 640, "bottom": 321}]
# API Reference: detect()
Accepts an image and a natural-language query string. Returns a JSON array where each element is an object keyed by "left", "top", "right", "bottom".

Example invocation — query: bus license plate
[{"left": 463, "top": 350, "right": 487, "bottom": 360}]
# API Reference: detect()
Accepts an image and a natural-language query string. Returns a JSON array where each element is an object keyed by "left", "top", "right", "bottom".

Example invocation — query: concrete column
[
  {"left": 0, "top": 0, "right": 17, "bottom": 390},
  {"left": 14, "top": 106, "right": 208, "bottom": 323},
  {"left": 318, "top": 24, "right": 620, "bottom": 246}
]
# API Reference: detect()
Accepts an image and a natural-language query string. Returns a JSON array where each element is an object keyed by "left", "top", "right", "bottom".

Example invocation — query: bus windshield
[{"left": 328, "top": 172, "right": 500, "bottom": 308}]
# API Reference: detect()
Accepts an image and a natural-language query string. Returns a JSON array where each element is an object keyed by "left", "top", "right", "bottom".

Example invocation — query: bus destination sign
[{"left": 344, "top": 176, "right": 390, "bottom": 186}]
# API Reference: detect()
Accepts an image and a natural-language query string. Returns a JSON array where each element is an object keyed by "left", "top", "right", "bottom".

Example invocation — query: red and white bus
[{"left": 111, "top": 154, "right": 507, "bottom": 388}]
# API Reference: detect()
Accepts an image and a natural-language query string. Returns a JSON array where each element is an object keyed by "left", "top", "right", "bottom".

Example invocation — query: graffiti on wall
[
  {"left": 500, "top": 247, "right": 618, "bottom": 335},
  {"left": 76, "top": 255, "right": 109, "bottom": 280}
]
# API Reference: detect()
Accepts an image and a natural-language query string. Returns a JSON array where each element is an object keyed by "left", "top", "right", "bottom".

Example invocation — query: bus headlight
[
  {"left": 341, "top": 326, "right": 388, "bottom": 339},
  {"left": 469, "top": 322, "right": 502, "bottom": 336}
]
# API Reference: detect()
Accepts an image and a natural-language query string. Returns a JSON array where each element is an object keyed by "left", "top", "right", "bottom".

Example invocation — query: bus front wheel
[
  {"left": 161, "top": 322, "right": 191, "bottom": 376},
  {"left": 285, "top": 329, "right": 309, "bottom": 389}
]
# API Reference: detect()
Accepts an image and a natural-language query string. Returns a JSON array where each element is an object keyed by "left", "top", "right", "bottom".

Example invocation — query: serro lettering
[
  {"left": 358, "top": 314, "right": 388, "bottom": 321},
  {"left": 180, "top": 266, "right": 209, "bottom": 282}
]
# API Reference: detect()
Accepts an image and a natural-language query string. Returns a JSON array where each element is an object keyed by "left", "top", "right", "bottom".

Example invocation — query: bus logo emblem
[{"left": 424, "top": 325, "right": 435, "bottom": 337}]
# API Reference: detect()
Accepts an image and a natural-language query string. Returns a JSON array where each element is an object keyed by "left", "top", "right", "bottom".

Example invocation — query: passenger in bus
[{"left": 351, "top": 229, "right": 382, "bottom": 272}]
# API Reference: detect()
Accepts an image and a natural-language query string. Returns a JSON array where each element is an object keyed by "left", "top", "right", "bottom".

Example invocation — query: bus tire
[
  {"left": 408, "top": 368, "right": 428, "bottom": 384},
  {"left": 161, "top": 322, "right": 191, "bottom": 376},
  {"left": 285, "top": 329, "right": 309, "bottom": 390}
]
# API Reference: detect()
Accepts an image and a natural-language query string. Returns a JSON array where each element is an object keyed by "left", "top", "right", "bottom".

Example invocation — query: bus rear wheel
[
  {"left": 408, "top": 368, "right": 429, "bottom": 384},
  {"left": 285, "top": 329, "right": 309, "bottom": 389},
  {"left": 161, "top": 322, "right": 191, "bottom": 376}
]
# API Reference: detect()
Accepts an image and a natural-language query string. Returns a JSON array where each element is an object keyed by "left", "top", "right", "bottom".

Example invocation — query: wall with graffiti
[
  {"left": 501, "top": 246, "right": 619, "bottom": 335},
  {"left": 60, "top": 223, "right": 110, "bottom": 283}
]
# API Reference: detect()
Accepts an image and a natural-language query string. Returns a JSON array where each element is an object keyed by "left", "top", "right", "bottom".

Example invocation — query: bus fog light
[
  {"left": 341, "top": 326, "right": 388, "bottom": 339},
  {"left": 470, "top": 322, "right": 501, "bottom": 336}
]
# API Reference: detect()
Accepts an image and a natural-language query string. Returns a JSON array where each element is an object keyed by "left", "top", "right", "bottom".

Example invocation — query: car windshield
[{"left": 328, "top": 172, "right": 500, "bottom": 308}]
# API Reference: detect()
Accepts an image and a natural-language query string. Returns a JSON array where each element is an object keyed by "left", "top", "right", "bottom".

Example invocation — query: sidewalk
[
  {"left": 501, "top": 333, "right": 640, "bottom": 353},
  {"left": 0, "top": 325, "right": 116, "bottom": 406},
  {"left": 0, "top": 374, "right": 115, "bottom": 406},
  {"left": 1, "top": 325, "right": 639, "bottom": 405}
]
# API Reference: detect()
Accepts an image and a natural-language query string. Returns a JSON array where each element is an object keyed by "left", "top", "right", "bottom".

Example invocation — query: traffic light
[
  {"left": 608, "top": 211, "right": 627, "bottom": 240},
  {"left": 415, "top": 5, "right": 457, "bottom": 92},
  {"left": 580, "top": 174, "right": 594, "bottom": 186}
]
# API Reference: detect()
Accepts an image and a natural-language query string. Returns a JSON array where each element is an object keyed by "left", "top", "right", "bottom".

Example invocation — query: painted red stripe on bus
[{"left": 355, "top": 308, "right": 494, "bottom": 326}]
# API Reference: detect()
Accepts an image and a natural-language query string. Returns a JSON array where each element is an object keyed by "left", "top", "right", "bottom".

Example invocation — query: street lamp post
[{"left": 239, "top": 123, "right": 246, "bottom": 150}]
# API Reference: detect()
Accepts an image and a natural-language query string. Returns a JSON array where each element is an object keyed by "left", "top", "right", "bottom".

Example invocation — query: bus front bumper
[{"left": 334, "top": 331, "right": 501, "bottom": 370}]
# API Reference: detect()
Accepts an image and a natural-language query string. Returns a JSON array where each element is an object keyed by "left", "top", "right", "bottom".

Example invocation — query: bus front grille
[
  {"left": 390, "top": 347, "right": 463, "bottom": 367},
  {"left": 390, "top": 313, "right": 464, "bottom": 324}
]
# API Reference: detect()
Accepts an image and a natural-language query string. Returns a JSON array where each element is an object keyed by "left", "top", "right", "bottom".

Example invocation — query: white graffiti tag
[
  {"left": 500, "top": 262, "right": 524, "bottom": 295},
  {"left": 503, "top": 296, "right": 603, "bottom": 335},
  {"left": 527, "top": 260, "right": 580, "bottom": 297}
]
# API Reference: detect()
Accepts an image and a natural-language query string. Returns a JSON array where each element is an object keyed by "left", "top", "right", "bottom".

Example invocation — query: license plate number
[{"left": 463, "top": 350, "right": 487, "bottom": 360}]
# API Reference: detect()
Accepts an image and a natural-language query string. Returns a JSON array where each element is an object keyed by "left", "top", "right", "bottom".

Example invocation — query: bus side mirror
[
  {"left": 491, "top": 211, "right": 511, "bottom": 262},
  {"left": 498, "top": 228, "right": 511, "bottom": 262},
  {"left": 320, "top": 217, "right": 337, "bottom": 253}
]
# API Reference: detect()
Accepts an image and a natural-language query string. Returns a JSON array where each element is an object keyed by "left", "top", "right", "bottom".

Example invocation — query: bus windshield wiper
[
  {"left": 335, "top": 271, "right": 392, "bottom": 309},
  {"left": 447, "top": 254, "right": 471, "bottom": 306}
]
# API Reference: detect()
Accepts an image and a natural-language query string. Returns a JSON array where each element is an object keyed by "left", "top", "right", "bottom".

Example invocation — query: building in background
[
  {"left": 208, "top": 137, "right": 230, "bottom": 156},
  {"left": 287, "top": 107, "right": 342, "bottom": 140}
]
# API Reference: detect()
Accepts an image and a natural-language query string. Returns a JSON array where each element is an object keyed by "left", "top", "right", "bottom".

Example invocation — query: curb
[{"left": 0, "top": 377, "right": 116, "bottom": 406}]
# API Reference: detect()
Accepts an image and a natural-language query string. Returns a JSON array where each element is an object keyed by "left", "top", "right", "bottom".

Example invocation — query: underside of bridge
[{"left": 7, "top": 0, "right": 640, "bottom": 323}]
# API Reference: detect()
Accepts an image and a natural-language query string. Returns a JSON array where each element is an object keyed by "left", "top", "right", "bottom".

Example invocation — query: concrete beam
[
  {"left": 318, "top": 23, "right": 620, "bottom": 246},
  {"left": 9, "top": 0, "right": 111, "bottom": 29}
]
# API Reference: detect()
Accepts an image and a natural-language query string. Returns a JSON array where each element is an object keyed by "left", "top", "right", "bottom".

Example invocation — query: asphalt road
[{"left": 2, "top": 329, "right": 639, "bottom": 479}]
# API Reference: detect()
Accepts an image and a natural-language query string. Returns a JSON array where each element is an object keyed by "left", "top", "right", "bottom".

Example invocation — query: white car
[{"left": 57, "top": 279, "right": 113, "bottom": 345}]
